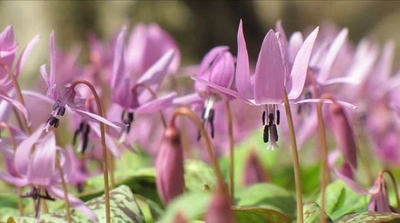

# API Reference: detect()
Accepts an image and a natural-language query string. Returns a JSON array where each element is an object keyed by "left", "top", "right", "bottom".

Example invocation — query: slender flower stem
[
  {"left": 225, "top": 100, "right": 235, "bottom": 204},
  {"left": 56, "top": 158, "right": 71, "bottom": 223},
  {"left": 132, "top": 83, "right": 168, "bottom": 128},
  {"left": 381, "top": 170, "right": 400, "bottom": 210},
  {"left": 170, "top": 106, "right": 227, "bottom": 195},
  {"left": 283, "top": 89, "right": 303, "bottom": 223},
  {"left": 0, "top": 63, "right": 32, "bottom": 135},
  {"left": 316, "top": 97, "right": 331, "bottom": 223},
  {"left": 71, "top": 80, "right": 111, "bottom": 223}
]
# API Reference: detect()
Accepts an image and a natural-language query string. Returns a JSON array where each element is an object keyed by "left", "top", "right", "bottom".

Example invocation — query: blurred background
[{"left": 1, "top": 1, "right": 400, "bottom": 78}]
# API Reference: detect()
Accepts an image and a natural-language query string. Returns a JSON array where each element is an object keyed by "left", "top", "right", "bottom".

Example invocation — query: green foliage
[
  {"left": 233, "top": 206, "right": 292, "bottom": 223},
  {"left": 317, "top": 180, "right": 369, "bottom": 221},
  {"left": 5, "top": 185, "right": 145, "bottom": 223},
  {"left": 236, "top": 183, "right": 297, "bottom": 219}
]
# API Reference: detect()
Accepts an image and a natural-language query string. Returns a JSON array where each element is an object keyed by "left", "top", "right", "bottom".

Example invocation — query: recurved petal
[
  {"left": 235, "top": 20, "right": 253, "bottom": 99},
  {"left": 111, "top": 26, "right": 127, "bottom": 91},
  {"left": 254, "top": 30, "right": 285, "bottom": 104},
  {"left": 317, "top": 28, "right": 348, "bottom": 83},
  {"left": 137, "top": 49, "right": 175, "bottom": 90},
  {"left": 15, "top": 35, "right": 41, "bottom": 77},
  {"left": 14, "top": 126, "right": 44, "bottom": 176},
  {"left": 49, "top": 31, "right": 56, "bottom": 88},
  {"left": 27, "top": 132, "right": 56, "bottom": 186},
  {"left": 287, "top": 27, "right": 319, "bottom": 100},
  {"left": 134, "top": 92, "right": 176, "bottom": 113}
]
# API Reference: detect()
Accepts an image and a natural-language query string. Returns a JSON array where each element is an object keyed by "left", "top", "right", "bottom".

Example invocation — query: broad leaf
[
  {"left": 303, "top": 202, "right": 332, "bottom": 223},
  {"left": 318, "top": 180, "right": 369, "bottom": 220},
  {"left": 236, "top": 183, "right": 297, "bottom": 218},
  {"left": 336, "top": 211, "right": 400, "bottom": 223},
  {"left": 7, "top": 185, "right": 145, "bottom": 223},
  {"left": 233, "top": 206, "right": 291, "bottom": 223},
  {"left": 184, "top": 159, "right": 216, "bottom": 192}
]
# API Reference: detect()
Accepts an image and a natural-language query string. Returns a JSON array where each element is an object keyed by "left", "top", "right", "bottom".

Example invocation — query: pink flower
[{"left": 0, "top": 127, "right": 97, "bottom": 221}]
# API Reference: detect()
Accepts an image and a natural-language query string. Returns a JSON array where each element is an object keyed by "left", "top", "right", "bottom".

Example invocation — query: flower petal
[
  {"left": 287, "top": 27, "right": 319, "bottom": 99},
  {"left": 235, "top": 20, "right": 253, "bottom": 99},
  {"left": 14, "top": 126, "right": 44, "bottom": 176},
  {"left": 317, "top": 28, "right": 348, "bottom": 83},
  {"left": 15, "top": 35, "right": 41, "bottom": 77},
  {"left": 27, "top": 132, "right": 56, "bottom": 186},
  {"left": 254, "top": 30, "right": 285, "bottom": 104},
  {"left": 111, "top": 26, "right": 127, "bottom": 92},
  {"left": 134, "top": 92, "right": 176, "bottom": 113}
]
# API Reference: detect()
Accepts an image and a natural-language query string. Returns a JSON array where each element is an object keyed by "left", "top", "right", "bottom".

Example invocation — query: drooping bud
[
  {"left": 330, "top": 102, "right": 358, "bottom": 170},
  {"left": 242, "top": 149, "right": 269, "bottom": 186},
  {"left": 368, "top": 174, "right": 391, "bottom": 212},
  {"left": 204, "top": 183, "right": 236, "bottom": 223},
  {"left": 155, "top": 125, "right": 185, "bottom": 204}
]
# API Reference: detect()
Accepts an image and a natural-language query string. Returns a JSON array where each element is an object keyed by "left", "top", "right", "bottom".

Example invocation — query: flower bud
[
  {"left": 330, "top": 102, "right": 357, "bottom": 170},
  {"left": 155, "top": 125, "right": 185, "bottom": 204},
  {"left": 195, "top": 46, "right": 235, "bottom": 96},
  {"left": 242, "top": 149, "right": 269, "bottom": 186},
  {"left": 204, "top": 184, "right": 236, "bottom": 223},
  {"left": 368, "top": 175, "right": 391, "bottom": 212}
]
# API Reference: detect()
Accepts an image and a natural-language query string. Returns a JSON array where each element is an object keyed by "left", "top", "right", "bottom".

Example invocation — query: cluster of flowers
[{"left": 0, "top": 18, "right": 400, "bottom": 221}]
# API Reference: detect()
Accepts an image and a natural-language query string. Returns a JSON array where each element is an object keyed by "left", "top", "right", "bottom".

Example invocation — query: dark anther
[
  {"left": 297, "top": 104, "right": 302, "bottom": 114},
  {"left": 81, "top": 124, "right": 91, "bottom": 154},
  {"left": 121, "top": 110, "right": 134, "bottom": 134},
  {"left": 263, "top": 125, "right": 269, "bottom": 143},
  {"left": 276, "top": 110, "right": 280, "bottom": 125},
  {"left": 40, "top": 189, "right": 55, "bottom": 201},
  {"left": 52, "top": 102, "right": 60, "bottom": 111},
  {"left": 53, "top": 118, "right": 60, "bottom": 128},
  {"left": 268, "top": 113, "right": 274, "bottom": 126},
  {"left": 73, "top": 122, "right": 84, "bottom": 145},
  {"left": 46, "top": 114, "right": 53, "bottom": 124},
  {"left": 57, "top": 106, "right": 66, "bottom": 116},
  {"left": 271, "top": 124, "right": 278, "bottom": 142},
  {"left": 77, "top": 182, "right": 85, "bottom": 193},
  {"left": 197, "top": 108, "right": 216, "bottom": 140},
  {"left": 262, "top": 111, "right": 266, "bottom": 126}
]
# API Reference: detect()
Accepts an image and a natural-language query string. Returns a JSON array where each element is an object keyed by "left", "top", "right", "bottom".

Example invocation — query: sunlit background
[{"left": 1, "top": 1, "right": 400, "bottom": 80}]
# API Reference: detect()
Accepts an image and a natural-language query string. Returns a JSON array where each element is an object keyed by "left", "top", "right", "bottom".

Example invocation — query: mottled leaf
[
  {"left": 336, "top": 211, "right": 400, "bottom": 223},
  {"left": 233, "top": 206, "right": 291, "bottom": 223},
  {"left": 7, "top": 185, "right": 145, "bottom": 223},
  {"left": 303, "top": 202, "right": 332, "bottom": 223}
]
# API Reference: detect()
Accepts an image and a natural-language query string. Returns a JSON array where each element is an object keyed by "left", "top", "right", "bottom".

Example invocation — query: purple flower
[
  {"left": 25, "top": 31, "right": 120, "bottom": 132},
  {"left": 194, "top": 20, "right": 319, "bottom": 149},
  {"left": 177, "top": 46, "right": 235, "bottom": 139},
  {"left": 110, "top": 27, "right": 177, "bottom": 138},
  {"left": 0, "top": 127, "right": 97, "bottom": 221},
  {"left": 335, "top": 170, "right": 393, "bottom": 213},
  {"left": 125, "top": 23, "right": 181, "bottom": 76}
]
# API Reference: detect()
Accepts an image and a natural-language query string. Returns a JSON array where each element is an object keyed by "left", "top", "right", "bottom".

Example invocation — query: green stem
[
  {"left": 71, "top": 80, "right": 111, "bottom": 223},
  {"left": 225, "top": 100, "right": 235, "bottom": 204},
  {"left": 170, "top": 106, "right": 227, "bottom": 195},
  {"left": 283, "top": 89, "right": 303, "bottom": 223},
  {"left": 317, "top": 100, "right": 329, "bottom": 223}
]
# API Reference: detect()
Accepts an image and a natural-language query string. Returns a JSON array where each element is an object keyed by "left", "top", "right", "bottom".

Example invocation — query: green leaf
[
  {"left": 233, "top": 206, "right": 291, "bottom": 223},
  {"left": 335, "top": 211, "right": 400, "bottom": 223},
  {"left": 7, "top": 185, "right": 145, "bottom": 223},
  {"left": 159, "top": 192, "right": 212, "bottom": 223},
  {"left": 81, "top": 167, "right": 161, "bottom": 204},
  {"left": 236, "top": 183, "right": 297, "bottom": 218},
  {"left": 318, "top": 180, "right": 369, "bottom": 220},
  {"left": 303, "top": 202, "right": 332, "bottom": 223},
  {"left": 184, "top": 159, "right": 216, "bottom": 192}
]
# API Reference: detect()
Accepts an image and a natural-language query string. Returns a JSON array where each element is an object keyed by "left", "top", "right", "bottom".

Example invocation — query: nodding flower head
[
  {"left": 193, "top": 20, "right": 319, "bottom": 149},
  {"left": 194, "top": 46, "right": 234, "bottom": 140},
  {"left": 155, "top": 125, "right": 185, "bottom": 204}
]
